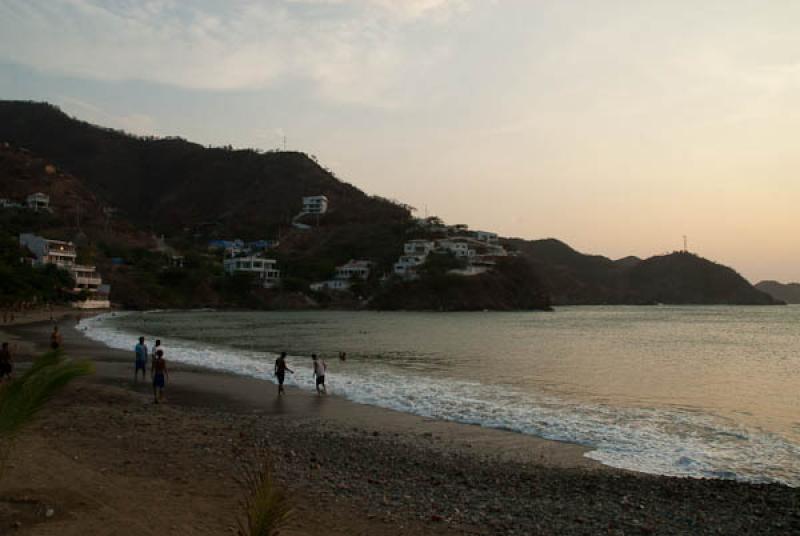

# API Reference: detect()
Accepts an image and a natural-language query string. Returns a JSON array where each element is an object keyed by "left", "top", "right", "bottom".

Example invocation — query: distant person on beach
[
  {"left": 152, "top": 349, "right": 169, "bottom": 403},
  {"left": 50, "top": 325, "right": 62, "bottom": 350},
  {"left": 312, "top": 353, "right": 327, "bottom": 395},
  {"left": 134, "top": 336, "right": 149, "bottom": 381},
  {"left": 274, "top": 351, "right": 294, "bottom": 395},
  {"left": 0, "top": 342, "right": 12, "bottom": 381},
  {"left": 339, "top": 351, "right": 347, "bottom": 361}
]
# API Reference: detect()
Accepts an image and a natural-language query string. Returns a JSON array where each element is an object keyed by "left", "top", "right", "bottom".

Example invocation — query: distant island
[
  {"left": 0, "top": 100, "right": 782, "bottom": 310},
  {"left": 755, "top": 281, "right": 800, "bottom": 304}
]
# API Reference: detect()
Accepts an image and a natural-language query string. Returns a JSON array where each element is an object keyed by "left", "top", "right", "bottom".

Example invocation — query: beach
[{"left": 0, "top": 316, "right": 798, "bottom": 535}]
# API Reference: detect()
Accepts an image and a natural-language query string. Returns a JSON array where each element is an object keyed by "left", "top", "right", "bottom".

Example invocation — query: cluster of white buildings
[
  {"left": 310, "top": 259, "right": 372, "bottom": 292},
  {"left": 392, "top": 225, "right": 507, "bottom": 280},
  {"left": 0, "top": 192, "right": 51, "bottom": 212},
  {"left": 19, "top": 233, "right": 111, "bottom": 309}
]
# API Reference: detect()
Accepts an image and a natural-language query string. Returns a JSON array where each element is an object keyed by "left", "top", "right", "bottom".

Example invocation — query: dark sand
[{"left": 0, "top": 316, "right": 798, "bottom": 535}]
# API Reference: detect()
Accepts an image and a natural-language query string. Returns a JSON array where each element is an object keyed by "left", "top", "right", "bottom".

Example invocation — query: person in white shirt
[
  {"left": 151, "top": 339, "right": 164, "bottom": 371},
  {"left": 312, "top": 353, "right": 327, "bottom": 395}
]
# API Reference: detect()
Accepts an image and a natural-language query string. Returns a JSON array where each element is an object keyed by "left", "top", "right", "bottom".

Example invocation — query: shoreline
[
  {"left": 1, "top": 315, "right": 798, "bottom": 534},
  {"left": 4, "top": 314, "right": 603, "bottom": 471}
]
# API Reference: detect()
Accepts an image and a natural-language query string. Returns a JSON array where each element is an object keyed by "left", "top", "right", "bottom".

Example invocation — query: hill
[
  {"left": 628, "top": 252, "right": 778, "bottom": 305},
  {"left": 372, "top": 257, "right": 551, "bottom": 311},
  {"left": 0, "top": 101, "right": 410, "bottom": 236},
  {"left": 509, "top": 238, "right": 779, "bottom": 305},
  {"left": 755, "top": 281, "right": 800, "bottom": 304},
  {"left": 0, "top": 100, "right": 779, "bottom": 310},
  {"left": 0, "top": 104, "right": 550, "bottom": 311},
  {"left": 507, "top": 238, "right": 626, "bottom": 304}
]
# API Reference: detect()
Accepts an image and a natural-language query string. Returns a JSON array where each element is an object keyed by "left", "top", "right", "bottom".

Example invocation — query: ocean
[{"left": 81, "top": 306, "right": 800, "bottom": 487}]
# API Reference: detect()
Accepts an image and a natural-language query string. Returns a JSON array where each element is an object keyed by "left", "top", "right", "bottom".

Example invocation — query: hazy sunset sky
[{"left": 1, "top": 1, "right": 798, "bottom": 282}]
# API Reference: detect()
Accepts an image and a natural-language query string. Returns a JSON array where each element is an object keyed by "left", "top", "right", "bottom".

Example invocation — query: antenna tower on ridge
[{"left": 683, "top": 235, "right": 688, "bottom": 252}]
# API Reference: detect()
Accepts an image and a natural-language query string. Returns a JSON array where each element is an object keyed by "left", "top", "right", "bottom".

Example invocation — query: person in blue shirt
[{"left": 134, "top": 336, "right": 148, "bottom": 381}]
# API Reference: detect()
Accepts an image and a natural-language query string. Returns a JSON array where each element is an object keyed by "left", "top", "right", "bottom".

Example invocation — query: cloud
[
  {"left": 57, "top": 96, "right": 159, "bottom": 135},
  {"left": 0, "top": 0, "right": 472, "bottom": 105}
]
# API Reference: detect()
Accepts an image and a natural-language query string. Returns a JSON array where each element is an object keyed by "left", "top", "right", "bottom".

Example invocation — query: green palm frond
[
  {"left": 0, "top": 350, "right": 93, "bottom": 438},
  {"left": 237, "top": 456, "right": 293, "bottom": 536}
]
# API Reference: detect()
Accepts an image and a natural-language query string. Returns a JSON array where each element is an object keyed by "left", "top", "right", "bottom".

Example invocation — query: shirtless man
[
  {"left": 274, "top": 351, "right": 294, "bottom": 395},
  {"left": 312, "top": 353, "right": 327, "bottom": 395},
  {"left": 152, "top": 349, "right": 169, "bottom": 403}
]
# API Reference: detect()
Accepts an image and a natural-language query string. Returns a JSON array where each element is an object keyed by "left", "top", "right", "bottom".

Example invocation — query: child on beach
[
  {"left": 134, "top": 336, "right": 148, "bottom": 381},
  {"left": 312, "top": 353, "right": 327, "bottom": 395},
  {"left": 274, "top": 351, "right": 294, "bottom": 395},
  {"left": 152, "top": 349, "right": 169, "bottom": 403}
]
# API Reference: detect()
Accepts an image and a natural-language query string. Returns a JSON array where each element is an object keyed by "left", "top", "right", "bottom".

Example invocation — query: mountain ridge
[
  {"left": 0, "top": 100, "right": 781, "bottom": 309},
  {"left": 755, "top": 280, "right": 800, "bottom": 304}
]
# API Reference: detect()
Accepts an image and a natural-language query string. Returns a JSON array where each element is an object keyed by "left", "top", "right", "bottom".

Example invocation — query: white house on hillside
[
  {"left": 19, "top": 233, "right": 77, "bottom": 268},
  {"left": 436, "top": 239, "right": 475, "bottom": 258},
  {"left": 335, "top": 259, "right": 371, "bottom": 280},
  {"left": 19, "top": 233, "right": 111, "bottom": 308},
  {"left": 310, "top": 279, "right": 351, "bottom": 292},
  {"left": 26, "top": 192, "right": 50, "bottom": 212},
  {"left": 311, "top": 259, "right": 372, "bottom": 292},
  {"left": 474, "top": 231, "right": 499, "bottom": 243},
  {"left": 404, "top": 240, "right": 435, "bottom": 256},
  {"left": 302, "top": 195, "right": 328, "bottom": 214},
  {"left": 223, "top": 256, "right": 281, "bottom": 288},
  {"left": 393, "top": 255, "right": 427, "bottom": 280}
]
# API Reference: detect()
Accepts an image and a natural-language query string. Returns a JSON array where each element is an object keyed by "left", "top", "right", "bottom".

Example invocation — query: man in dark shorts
[
  {"left": 134, "top": 336, "right": 148, "bottom": 381},
  {"left": 274, "top": 351, "right": 294, "bottom": 395},
  {"left": 312, "top": 353, "right": 327, "bottom": 395},
  {"left": 0, "top": 342, "right": 12, "bottom": 381},
  {"left": 152, "top": 349, "right": 169, "bottom": 403}
]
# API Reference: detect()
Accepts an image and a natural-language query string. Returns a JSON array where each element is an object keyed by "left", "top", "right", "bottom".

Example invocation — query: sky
[{"left": 0, "top": 0, "right": 798, "bottom": 283}]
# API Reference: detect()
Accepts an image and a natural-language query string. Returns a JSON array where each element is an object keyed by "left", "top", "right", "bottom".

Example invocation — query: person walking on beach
[
  {"left": 152, "top": 349, "right": 169, "bottom": 403},
  {"left": 0, "top": 342, "right": 12, "bottom": 381},
  {"left": 134, "top": 336, "right": 149, "bottom": 381},
  {"left": 312, "top": 353, "right": 327, "bottom": 395},
  {"left": 274, "top": 351, "right": 294, "bottom": 395},
  {"left": 50, "top": 325, "right": 62, "bottom": 350}
]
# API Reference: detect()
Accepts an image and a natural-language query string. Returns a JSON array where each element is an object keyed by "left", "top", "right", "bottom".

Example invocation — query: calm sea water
[{"left": 82, "top": 306, "right": 800, "bottom": 486}]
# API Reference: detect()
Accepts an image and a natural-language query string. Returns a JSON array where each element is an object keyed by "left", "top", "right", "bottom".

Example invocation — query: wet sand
[{"left": 0, "top": 317, "right": 798, "bottom": 535}]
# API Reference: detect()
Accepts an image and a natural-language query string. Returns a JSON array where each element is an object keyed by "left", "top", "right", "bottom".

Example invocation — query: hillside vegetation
[
  {"left": 0, "top": 101, "right": 410, "bottom": 236},
  {"left": 0, "top": 100, "right": 781, "bottom": 310}
]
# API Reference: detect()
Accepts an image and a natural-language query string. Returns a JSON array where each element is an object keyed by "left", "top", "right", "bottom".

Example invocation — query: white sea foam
[{"left": 81, "top": 312, "right": 800, "bottom": 487}]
